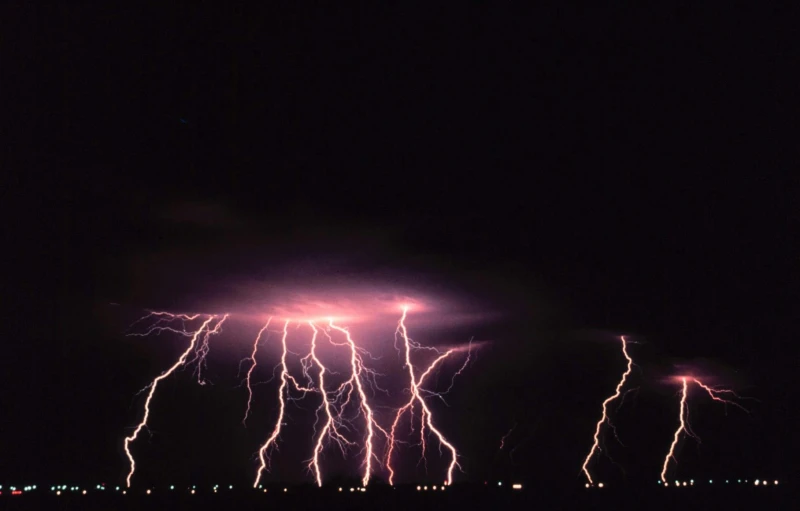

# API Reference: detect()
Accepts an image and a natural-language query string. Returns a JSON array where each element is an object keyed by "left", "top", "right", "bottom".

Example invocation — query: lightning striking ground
[
  {"left": 254, "top": 320, "right": 313, "bottom": 487},
  {"left": 660, "top": 377, "right": 693, "bottom": 485},
  {"left": 660, "top": 376, "right": 747, "bottom": 484},
  {"left": 305, "top": 322, "right": 356, "bottom": 487},
  {"left": 581, "top": 336, "right": 635, "bottom": 486},
  {"left": 328, "top": 320, "right": 391, "bottom": 487},
  {"left": 124, "top": 306, "right": 475, "bottom": 488},
  {"left": 385, "top": 306, "right": 470, "bottom": 486},
  {"left": 123, "top": 313, "right": 228, "bottom": 487}
]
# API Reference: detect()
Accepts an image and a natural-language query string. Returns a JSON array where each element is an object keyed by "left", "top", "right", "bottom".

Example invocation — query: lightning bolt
[
  {"left": 691, "top": 378, "right": 749, "bottom": 414},
  {"left": 123, "top": 313, "right": 228, "bottom": 487},
  {"left": 660, "top": 377, "right": 693, "bottom": 484},
  {"left": 385, "top": 306, "right": 469, "bottom": 486},
  {"left": 305, "top": 322, "right": 356, "bottom": 486},
  {"left": 328, "top": 320, "right": 390, "bottom": 487},
  {"left": 581, "top": 335, "right": 635, "bottom": 486},
  {"left": 660, "top": 376, "right": 746, "bottom": 484},
  {"left": 124, "top": 307, "right": 474, "bottom": 488},
  {"left": 254, "top": 320, "right": 316, "bottom": 487},
  {"left": 242, "top": 319, "right": 272, "bottom": 426}
]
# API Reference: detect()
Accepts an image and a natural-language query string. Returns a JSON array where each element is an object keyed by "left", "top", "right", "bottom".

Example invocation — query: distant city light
[
  {"left": 585, "top": 483, "right": 590, "bottom": 488},
  {"left": 82, "top": 490, "right": 87, "bottom": 495},
  {"left": 191, "top": 489, "right": 196, "bottom": 495},
  {"left": 416, "top": 486, "right": 421, "bottom": 491},
  {"left": 170, "top": 485, "right": 175, "bottom": 490},
  {"left": 598, "top": 483, "right": 604, "bottom": 488},
  {"left": 512, "top": 483, "right": 522, "bottom": 490},
  {"left": 498, "top": 481, "right": 502, "bottom": 486},
  {"left": 755, "top": 480, "right": 760, "bottom": 486},
  {"left": 339, "top": 487, "right": 343, "bottom": 492},
  {"left": 774, "top": 480, "right": 779, "bottom": 485},
  {"left": 146, "top": 489, "right": 151, "bottom": 495},
  {"left": 56, "top": 491, "right": 61, "bottom": 496},
  {"left": 283, "top": 488, "right": 287, "bottom": 493},
  {"left": 432, "top": 485, "right": 437, "bottom": 490}
]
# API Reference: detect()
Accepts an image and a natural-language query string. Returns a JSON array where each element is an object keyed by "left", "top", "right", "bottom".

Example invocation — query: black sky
[{"left": 3, "top": 4, "right": 798, "bottom": 489}]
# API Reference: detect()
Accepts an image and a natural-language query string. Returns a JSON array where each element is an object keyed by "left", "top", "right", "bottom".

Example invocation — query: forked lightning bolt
[
  {"left": 254, "top": 320, "right": 315, "bottom": 487},
  {"left": 691, "top": 378, "right": 749, "bottom": 414},
  {"left": 124, "top": 307, "right": 474, "bottom": 488},
  {"left": 581, "top": 336, "right": 635, "bottom": 486},
  {"left": 328, "top": 320, "right": 391, "bottom": 487},
  {"left": 385, "top": 306, "right": 470, "bottom": 486},
  {"left": 123, "top": 312, "right": 228, "bottom": 487},
  {"left": 242, "top": 319, "right": 272, "bottom": 426},
  {"left": 660, "top": 377, "right": 693, "bottom": 484},
  {"left": 660, "top": 376, "right": 747, "bottom": 484},
  {"left": 305, "top": 322, "right": 356, "bottom": 487}
]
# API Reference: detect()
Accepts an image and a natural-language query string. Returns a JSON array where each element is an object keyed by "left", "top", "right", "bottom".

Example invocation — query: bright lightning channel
[
  {"left": 242, "top": 319, "right": 272, "bottom": 426},
  {"left": 123, "top": 313, "right": 228, "bottom": 487},
  {"left": 305, "top": 321, "right": 356, "bottom": 487},
  {"left": 385, "top": 306, "right": 470, "bottom": 486},
  {"left": 581, "top": 336, "right": 634, "bottom": 486},
  {"left": 254, "top": 320, "right": 315, "bottom": 487},
  {"left": 660, "top": 376, "right": 746, "bottom": 483},
  {"left": 660, "top": 377, "right": 693, "bottom": 484},
  {"left": 328, "top": 320, "right": 391, "bottom": 487}
]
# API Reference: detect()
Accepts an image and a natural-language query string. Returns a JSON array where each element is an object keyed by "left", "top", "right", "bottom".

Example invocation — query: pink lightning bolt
[
  {"left": 123, "top": 313, "right": 228, "bottom": 487},
  {"left": 581, "top": 336, "right": 635, "bottom": 486},
  {"left": 660, "top": 377, "right": 692, "bottom": 484},
  {"left": 328, "top": 320, "right": 390, "bottom": 487},
  {"left": 305, "top": 322, "right": 356, "bottom": 487},
  {"left": 254, "top": 320, "right": 301, "bottom": 487},
  {"left": 660, "top": 376, "right": 747, "bottom": 484},
  {"left": 691, "top": 378, "right": 749, "bottom": 414},
  {"left": 385, "top": 306, "right": 469, "bottom": 486},
  {"left": 242, "top": 319, "right": 272, "bottom": 426}
]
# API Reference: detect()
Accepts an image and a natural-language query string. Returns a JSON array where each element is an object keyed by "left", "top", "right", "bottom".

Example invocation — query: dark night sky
[{"left": 2, "top": 3, "right": 798, "bottom": 490}]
